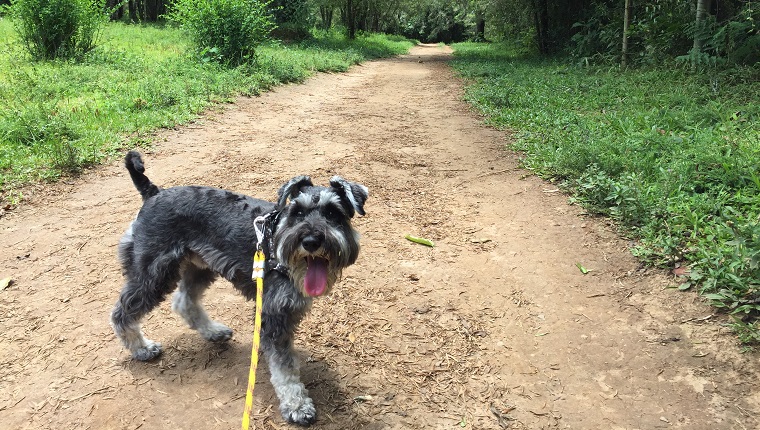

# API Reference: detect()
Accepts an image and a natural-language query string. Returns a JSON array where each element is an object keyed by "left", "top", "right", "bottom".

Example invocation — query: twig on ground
[{"left": 455, "top": 169, "right": 514, "bottom": 187}]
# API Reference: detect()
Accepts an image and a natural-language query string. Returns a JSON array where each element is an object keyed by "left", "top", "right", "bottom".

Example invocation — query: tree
[
  {"left": 621, "top": 0, "right": 631, "bottom": 67},
  {"left": 106, "top": 0, "right": 124, "bottom": 20},
  {"left": 345, "top": 0, "right": 356, "bottom": 38},
  {"left": 692, "top": 0, "right": 711, "bottom": 58},
  {"left": 319, "top": 4, "right": 335, "bottom": 29},
  {"left": 474, "top": 9, "right": 485, "bottom": 41},
  {"left": 532, "top": 0, "right": 549, "bottom": 54},
  {"left": 126, "top": 0, "right": 166, "bottom": 22},
  {"left": 689, "top": 0, "right": 712, "bottom": 71}
]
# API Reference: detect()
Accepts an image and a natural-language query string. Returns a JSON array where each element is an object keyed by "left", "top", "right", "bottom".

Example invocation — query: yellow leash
[{"left": 242, "top": 250, "right": 265, "bottom": 430}]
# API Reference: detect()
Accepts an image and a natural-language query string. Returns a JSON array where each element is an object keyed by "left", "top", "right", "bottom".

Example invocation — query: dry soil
[{"left": 1, "top": 44, "right": 759, "bottom": 430}]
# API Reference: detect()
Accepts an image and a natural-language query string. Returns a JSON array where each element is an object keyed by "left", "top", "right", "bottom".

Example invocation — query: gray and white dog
[{"left": 111, "top": 151, "right": 368, "bottom": 425}]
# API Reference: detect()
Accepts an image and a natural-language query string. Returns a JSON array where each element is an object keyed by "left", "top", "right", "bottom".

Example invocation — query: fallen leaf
[
  {"left": 405, "top": 234, "right": 435, "bottom": 247},
  {"left": 576, "top": 263, "right": 589, "bottom": 274},
  {"left": 672, "top": 266, "right": 690, "bottom": 276},
  {"left": 0, "top": 278, "right": 12, "bottom": 291}
]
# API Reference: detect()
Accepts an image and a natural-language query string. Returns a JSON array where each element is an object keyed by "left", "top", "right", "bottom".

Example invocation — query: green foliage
[
  {"left": 269, "top": 0, "right": 312, "bottom": 41},
  {"left": 397, "top": 1, "right": 471, "bottom": 43},
  {"left": 480, "top": 0, "right": 758, "bottom": 69},
  {"left": 678, "top": 6, "right": 760, "bottom": 68},
  {"left": 688, "top": 210, "right": 760, "bottom": 321},
  {"left": 166, "top": 0, "right": 275, "bottom": 66},
  {"left": 8, "top": 0, "right": 106, "bottom": 60},
  {"left": 569, "top": 0, "right": 695, "bottom": 66},
  {"left": 0, "top": 20, "right": 411, "bottom": 193},
  {"left": 452, "top": 41, "right": 760, "bottom": 343}
]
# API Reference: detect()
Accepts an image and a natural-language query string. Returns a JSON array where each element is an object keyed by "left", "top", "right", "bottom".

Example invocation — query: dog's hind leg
[
  {"left": 171, "top": 260, "right": 233, "bottom": 342},
  {"left": 261, "top": 312, "right": 317, "bottom": 426},
  {"left": 111, "top": 246, "right": 182, "bottom": 361},
  {"left": 111, "top": 277, "right": 170, "bottom": 361}
]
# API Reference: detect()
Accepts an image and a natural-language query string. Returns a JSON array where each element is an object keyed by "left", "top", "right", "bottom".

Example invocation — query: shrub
[
  {"left": 9, "top": 0, "right": 106, "bottom": 60},
  {"left": 167, "top": 0, "right": 275, "bottom": 66},
  {"left": 269, "top": 0, "right": 312, "bottom": 41}
]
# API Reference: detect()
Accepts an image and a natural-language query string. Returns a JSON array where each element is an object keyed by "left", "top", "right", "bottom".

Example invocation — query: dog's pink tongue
[{"left": 304, "top": 257, "right": 328, "bottom": 296}]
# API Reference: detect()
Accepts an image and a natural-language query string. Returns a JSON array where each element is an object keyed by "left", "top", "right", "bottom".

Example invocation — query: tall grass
[
  {"left": 0, "top": 19, "right": 412, "bottom": 193},
  {"left": 451, "top": 42, "right": 760, "bottom": 345}
]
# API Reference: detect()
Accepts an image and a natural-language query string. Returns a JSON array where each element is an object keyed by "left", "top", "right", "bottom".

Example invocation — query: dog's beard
[{"left": 274, "top": 211, "right": 361, "bottom": 297}]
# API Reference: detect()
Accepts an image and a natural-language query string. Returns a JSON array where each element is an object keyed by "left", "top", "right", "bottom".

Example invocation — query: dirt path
[{"left": 1, "top": 44, "right": 759, "bottom": 430}]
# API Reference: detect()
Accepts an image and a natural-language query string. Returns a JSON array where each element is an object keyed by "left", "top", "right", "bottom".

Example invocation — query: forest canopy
[{"left": 50, "top": 0, "right": 757, "bottom": 68}]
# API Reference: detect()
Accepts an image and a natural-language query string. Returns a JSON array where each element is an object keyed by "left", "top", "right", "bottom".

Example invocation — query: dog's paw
[
  {"left": 200, "top": 321, "right": 233, "bottom": 343},
  {"left": 282, "top": 399, "right": 317, "bottom": 426},
  {"left": 132, "top": 340, "right": 162, "bottom": 361}
]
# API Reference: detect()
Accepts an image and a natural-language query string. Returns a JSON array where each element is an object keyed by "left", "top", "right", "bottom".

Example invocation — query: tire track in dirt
[{"left": 1, "top": 44, "right": 758, "bottom": 430}]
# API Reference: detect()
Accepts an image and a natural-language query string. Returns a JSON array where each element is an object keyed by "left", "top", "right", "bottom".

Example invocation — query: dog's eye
[
  {"left": 295, "top": 208, "right": 306, "bottom": 218},
  {"left": 323, "top": 206, "right": 342, "bottom": 221}
]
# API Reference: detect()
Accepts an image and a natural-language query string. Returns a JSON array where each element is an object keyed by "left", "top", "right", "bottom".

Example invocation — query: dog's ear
[
  {"left": 277, "top": 176, "right": 313, "bottom": 208},
  {"left": 330, "top": 176, "right": 369, "bottom": 217}
]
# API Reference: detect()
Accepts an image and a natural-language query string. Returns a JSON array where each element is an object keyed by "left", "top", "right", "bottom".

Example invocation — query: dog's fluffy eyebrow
[
  {"left": 291, "top": 193, "right": 316, "bottom": 207},
  {"left": 290, "top": 190, "right": 347, "bottom": 216},
  {"left": 320, "top": 190, "right": 342, "bottom": 207}
]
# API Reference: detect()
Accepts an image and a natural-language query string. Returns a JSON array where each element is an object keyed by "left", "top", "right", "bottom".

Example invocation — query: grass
[
  {"left": 0, "top": 18, "right": 413, "bottom": 194},
  {"left": 451, "top": 41, "right": 760, "bottom": 345}
]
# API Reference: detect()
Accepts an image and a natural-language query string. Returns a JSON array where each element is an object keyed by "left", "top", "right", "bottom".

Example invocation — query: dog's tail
[{"left": 125, "top": 151, "right": 161, "bottom": 201}]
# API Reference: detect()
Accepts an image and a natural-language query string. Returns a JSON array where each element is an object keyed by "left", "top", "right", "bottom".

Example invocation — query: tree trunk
[
  {"left": 357, "top": 8, "right": 367, "bottom": 32},
  {"left": 145, "top": 0, "right": 158, "bottom": 22},
  {"left": 475, "top": 10, "right": 485, "bottom": 41},
  {"left": 128, "top": 0, "right": 138, "bottom": 22},
  {"left": 692, "top": 0, "right": 712, "bottom": 70},
  {"left": 106, "top": 0, "right": 124, "bottom": 21},
  {"left": 693, "top": 0, "right": 711, "bottom": 52},
  {"left": 533, "top": 0, "right": 550, "bottom": 55},
  {"left": 346, "top": 0, "right": 356, "bottom": 39},
  {"left": 319, "top": 6, "right": 334, "bottom": 29},
  {"left": 621, "top": 0, "right": 631, "bottom": 68},
  {"left": 370, "top": 7, "right": 379, "bottom": 32}
]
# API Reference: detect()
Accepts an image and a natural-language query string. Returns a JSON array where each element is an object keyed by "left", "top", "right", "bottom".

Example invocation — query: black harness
[{"left": 257, "top": 209, "right": 290, "bottom": 277}]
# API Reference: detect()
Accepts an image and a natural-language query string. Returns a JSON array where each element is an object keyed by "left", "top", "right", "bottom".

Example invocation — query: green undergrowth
[
  {"left": 451, "top": 41, "right": 760, "bottom": 346},
  {"left": 0, "top": 19, "right": 413, "bottom": 195}
]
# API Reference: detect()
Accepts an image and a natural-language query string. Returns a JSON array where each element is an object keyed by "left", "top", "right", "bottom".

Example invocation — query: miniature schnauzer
[{"left": 111, "top": 151, "right": 368, "bottom": 425}]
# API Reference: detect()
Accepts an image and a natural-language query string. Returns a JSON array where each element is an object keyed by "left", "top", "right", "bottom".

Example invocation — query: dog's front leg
[{"left": 261, "top": 313, "right": 316, "bottom": 426}]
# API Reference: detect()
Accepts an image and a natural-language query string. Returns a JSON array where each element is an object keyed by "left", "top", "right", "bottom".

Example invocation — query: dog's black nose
[{"left": 302, "top": 234, "right": 323, "bottom": 252}]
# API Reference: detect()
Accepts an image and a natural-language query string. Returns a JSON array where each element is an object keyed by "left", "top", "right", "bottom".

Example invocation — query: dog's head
[{"left": 273, "top": 175, "right": 368, "bottom": 297}]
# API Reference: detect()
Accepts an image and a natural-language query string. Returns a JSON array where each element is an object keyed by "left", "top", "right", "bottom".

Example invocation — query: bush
[
  {"left": 269, "top": 0, "right": 312, "bottom": 41},
  {"left": 9, "top": 0, "right": 106, "bottom": 60},
  {"left": 167, "top": 0, "right": 275, "bottom": 66}
]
